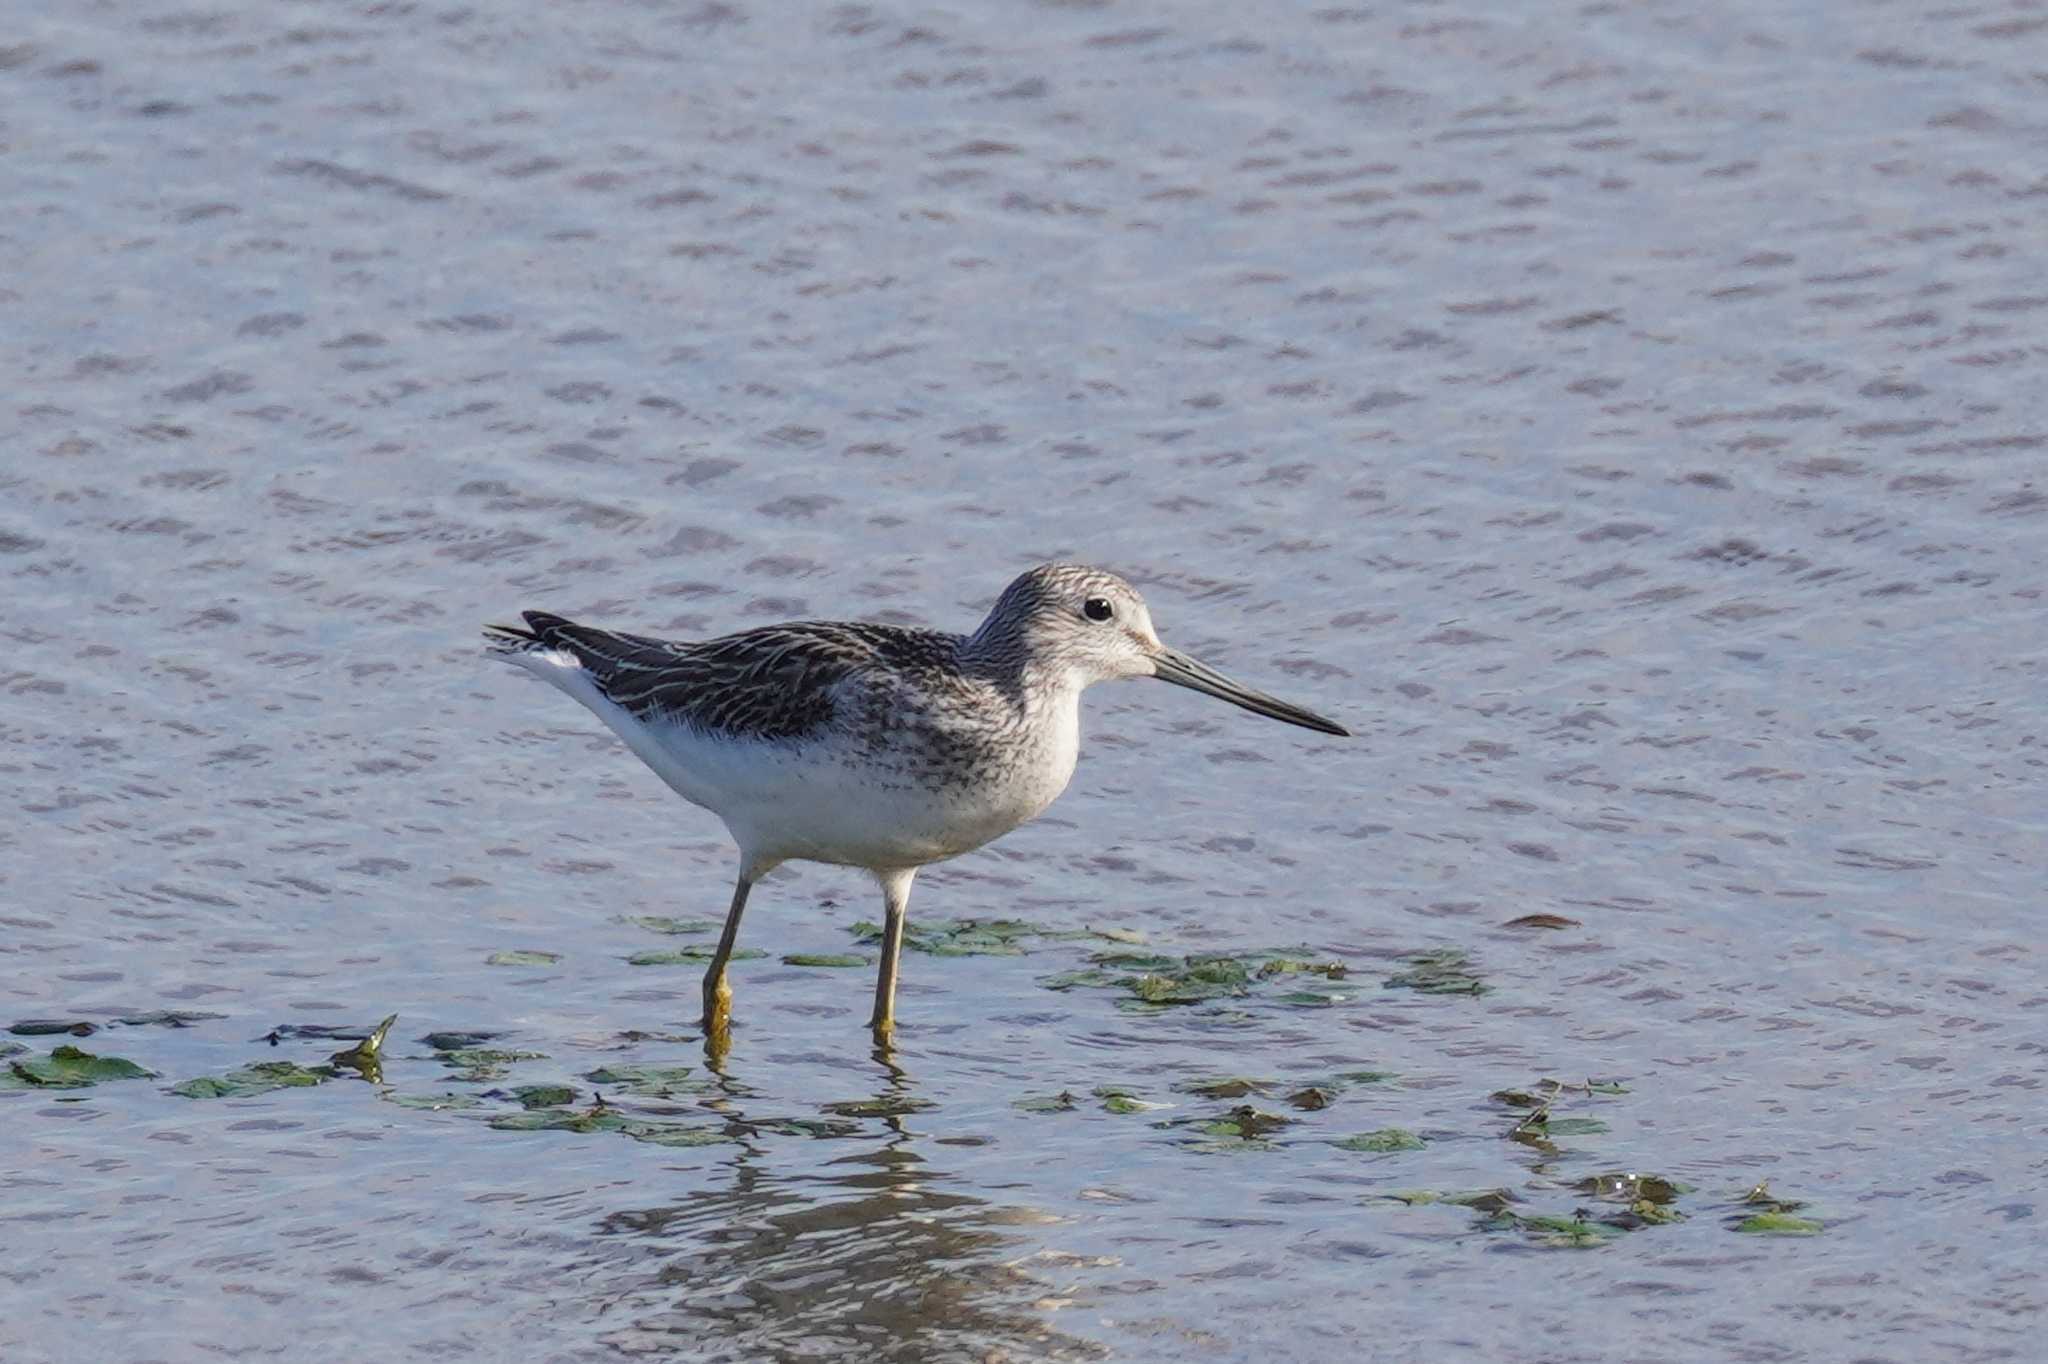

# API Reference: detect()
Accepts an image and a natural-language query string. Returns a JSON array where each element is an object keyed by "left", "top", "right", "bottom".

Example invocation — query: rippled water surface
[{"left": 4, "top": 2, "right": 2044, "bottom": 1360}]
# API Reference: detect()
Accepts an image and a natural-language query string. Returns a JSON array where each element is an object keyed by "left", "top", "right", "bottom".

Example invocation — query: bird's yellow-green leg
[
  {"left": 868, "top": 868, "right": 917, "bottom": 1037},
  {"left": 700, "top": 875, "right": 754, "bottom": 1035}
]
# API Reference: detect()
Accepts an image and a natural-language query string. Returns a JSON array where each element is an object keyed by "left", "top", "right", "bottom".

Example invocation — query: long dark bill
[{"left": 1152, "top": 648, "right": 1349, "bottom": 737}]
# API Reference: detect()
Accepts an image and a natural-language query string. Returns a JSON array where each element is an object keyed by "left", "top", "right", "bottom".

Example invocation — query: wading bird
[{"left": 486, "top": 564, "right": 1346, "bottom": 1045}]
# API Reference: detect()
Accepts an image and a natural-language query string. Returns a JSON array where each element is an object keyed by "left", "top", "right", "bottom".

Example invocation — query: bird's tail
[
  {"left": 483, "top": 614, "right": 545, "bottom": 655},
  {"left": 483, "top": 610, "right": 582, "bottom": 656}
]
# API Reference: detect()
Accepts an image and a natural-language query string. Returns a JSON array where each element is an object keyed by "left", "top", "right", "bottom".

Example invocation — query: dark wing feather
[{"left": 518, "top": 611, "right": 963, "bottom": 742}]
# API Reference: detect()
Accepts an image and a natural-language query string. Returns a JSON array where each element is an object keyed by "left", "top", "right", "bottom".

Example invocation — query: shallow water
[{"left": 3, "top": 1, "right": 2044, "bottom": 1360}]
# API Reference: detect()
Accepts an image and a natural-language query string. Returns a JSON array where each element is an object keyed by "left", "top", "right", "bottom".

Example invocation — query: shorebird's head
[{"left": 975, "top": 564, "right": 1349, "bottom": 737}]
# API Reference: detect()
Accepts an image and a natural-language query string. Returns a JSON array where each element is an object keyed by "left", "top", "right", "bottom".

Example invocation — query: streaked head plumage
[
  {"left": 971, "top": 563, "right": 1163, "bottom": 686},
  {"left": 969, "top": 562, "right": 1348, "bottom": 737}
]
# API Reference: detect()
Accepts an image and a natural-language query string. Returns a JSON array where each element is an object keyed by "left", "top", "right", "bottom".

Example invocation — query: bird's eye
[{"left": 1082, "top": 596, "right": 1115, "bottom": 623}]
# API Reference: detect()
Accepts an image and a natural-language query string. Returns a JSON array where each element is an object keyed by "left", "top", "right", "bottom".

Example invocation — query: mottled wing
[{"left": 516, "top": 612, "right": 950, "bottom": 742}]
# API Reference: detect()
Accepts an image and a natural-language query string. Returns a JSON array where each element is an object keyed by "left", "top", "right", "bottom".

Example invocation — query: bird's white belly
[
  {"left": 511, "top": 648, "right": 1076, "bottom": 869},
  {"left": 647, "top": 722, "right": 1074, "bottom": 868}
]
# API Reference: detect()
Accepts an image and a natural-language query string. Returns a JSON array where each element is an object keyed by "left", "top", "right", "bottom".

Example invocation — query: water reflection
[{"left": 588, "top": 1113, "right": 1097, "bottom": 1360}]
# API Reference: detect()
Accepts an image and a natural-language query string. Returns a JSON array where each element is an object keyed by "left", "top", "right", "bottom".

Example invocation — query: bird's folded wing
[{"left": 520, "top": 613, "right": 914, "bottom": 742}]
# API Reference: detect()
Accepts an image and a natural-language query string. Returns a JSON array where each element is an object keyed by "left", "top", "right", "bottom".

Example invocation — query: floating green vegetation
[
  {"left": 1735, "top": 1211, "right": 1824, "bottom": 1236},
  {"left": 1513, "top": 1113, "right": 1610, "bottom": 1137},
  {"left": 1175, "top": 1075, "right": 1270, "bottom": 1099},
  {"left": 1576, "top": 1172, "right": 1687, "bottom": 1204},
  {"left": 1013, "top": 1087, "right": 1168, "bottom": 1115},
  {"left": 1257, "top": 959, "right": 1347, "bottom": 980},
  {"left": 628, "top": 947, "right": 767, "bottom": 966},
  {"left": 1042, "top": 946, "right": 1346, "bottom": 1011},
  {"left": 1479, "top": 1172, "right": 1692, "bottom": 1245},
  {"left": 259, "top": 1022, "right": 386, "bottom": 1045},
  {"left": 8, "top": 1019, "right": 97, "bottom": 1037},
  {"left": 1333, "top": 1128, "right": 1426, "bottom": 1153},
  {"left": 748, "top": 1116, "right": 864, "bottom": 1139},
  {"left": 1250, "top": 955, "right": 1353, "bottom": 1006},
  {"left": 1013, "top": 1091, "right": 1078, "bottom": 1114},
  {"left": 489, "top": 1102, "right": 728, "bottom": 1148},
  {"left": 1036, "top": 954, "right": 1163, "bottom": 988},
  {"left": 1383, "top": 948, "right": 1488, "bottom": 995},
  {"left": 1507, "top": 1108, "right": 1609, "bottom": 1152},
  {"left": 1382, "top": 1188, "right": 1518, "bottom": 1215},
  {"left": 486, "top": 950, "right": 561, "bottom": 968},
  {"left": 1128, "top": 957, "right": 1250, "bottom": 1005},
  {"left": 1731, "top": 1182, "right": 1822, "bottom": 1235},
  {"left": 1203, "top": 1106, "right": 1292, "bottom": 1140},
  {"left": 487, "top": 1105, "right": 620, "bottom": 1134},
  {"left": 4, "top": 1044, "right": 156, "bottom": 1090},
  {"left": 819, "top": 1095, "right": 935, "bottom": 1119},
  {"left": 850, "top": 917, "right": 1035, "bottom": 956},
  {"left": 848, "top": 918, "right": 1146, "bottom": 958},
  {"left": 780, "top": 953, "right": 868, "bottom": 968},
  {"left": 1389, "top": 1169, "right": 1695, "bottom": 1248},
  {"left": 511, "top": 1084, "right": 579, "bottom": 1110},
  {"left": 170, "top": 1060, "right": 337, "bottom": 1099},
  {"left": 1574, "top": 1172, "right": 1689, "bottom": 1227},
  {"left": 1092, "top": 1085, "right": 1168, "bottom": 1115},
  {"left": 114, "top": 1010, "right": 226, "bottom": 1028},
  {"left": 1178, "top": 1103, "right": 1293, "bottom": 1150},
  {"left": 1490, "top": 1076, "right": 1628, "bottom": 1108},
  {"left": 620, "top": 916, "right": 717, "bottom": 936},
  {"left": 1487, "top": 1211, "right": 1620, "bottom": 1249},
  {"left": 437, "top": 1047, "right": 547, "bottom": 1081},
  {"left": 583, "top": 1064, "right": 705, "bottom": 1098},
  {"left": 419, "top": 1029, "right": 503, "bottom": 1051},
  {"left": 1273, "top": 990, "right": 1345, "bottom": 1007},
  {"left": 1493, "top": 1076, "right": 1628, "bottom": 1152},
  {"left": 385, "top": 1091, "right": 485, "bottom": 1111},
  {"left": 1172, "top": 1070, "right": 1394, "bottom": 1106}
]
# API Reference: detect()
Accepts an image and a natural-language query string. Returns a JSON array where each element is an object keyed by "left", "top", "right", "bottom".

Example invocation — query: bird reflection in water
[{"left": 584, "top": 1057, "right": 1104, "bottom": 1360}]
